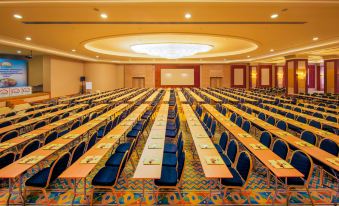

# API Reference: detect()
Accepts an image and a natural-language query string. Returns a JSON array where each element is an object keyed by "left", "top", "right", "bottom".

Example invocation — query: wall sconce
[
  {"left": 277, "top": 73, "right": 283, "bottom": 78},
  {"left": 296, "top": 71, "right": 306, "bottom": 79},
  {"left": 251, "top": 72, "right": 257, "bottom": 78}
]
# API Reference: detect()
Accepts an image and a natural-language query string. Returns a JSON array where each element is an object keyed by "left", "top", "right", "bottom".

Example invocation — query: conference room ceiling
[{"left": 0, "top": 0, "right": 338, "bottom": 64}]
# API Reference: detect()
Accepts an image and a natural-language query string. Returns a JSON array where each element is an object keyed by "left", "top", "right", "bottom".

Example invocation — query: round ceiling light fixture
[{"left": 130, "top": 43, "right": 213, "bottom": 59}]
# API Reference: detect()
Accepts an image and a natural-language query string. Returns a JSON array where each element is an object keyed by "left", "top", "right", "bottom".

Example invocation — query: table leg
[
  {"left": 271, "top": 176, "right": 278, "bottom": 206},
  {"left": 19, "top": 176, "right": 25, "bottom": 205},
  {"left": 71, "top": 178, "right": 78, "bottom": 206},
  {"left": 84, "top": 177, "right": 87, "bottom": 201},
  {"left": 6, "top": 179, "right": 13, "bottom": 206}
]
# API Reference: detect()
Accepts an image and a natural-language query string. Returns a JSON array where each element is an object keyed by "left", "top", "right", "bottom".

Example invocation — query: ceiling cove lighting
[
  {"left": 185, "top": 13, "right": 192, "bottom": 19},
  {"left": 130, "top": 43, "right": 213, "bottom": 59},
  {"left": 13, "top": 14, "right": 23, "bottom": 19},
  {"left": 271, "top": 13, "right": 279, "bottom": 19}
]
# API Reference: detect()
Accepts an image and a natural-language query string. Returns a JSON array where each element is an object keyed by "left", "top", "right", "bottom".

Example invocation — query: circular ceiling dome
[{"left": 83, "top": 33, "right": 258, "bottom": 59}]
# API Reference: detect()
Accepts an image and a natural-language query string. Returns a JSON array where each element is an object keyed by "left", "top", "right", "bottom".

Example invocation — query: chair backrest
[
  {"left": 286, "top": 113, "right": 295, "bottom": 119},
  {"left": 301, "top": 131, "right": 318, "bottom": 145},
  {"left": 296, "top": 116, "right": 307, "bottom": 124},
  {"left": 82, "top": 116, "right": 90, "bottom": 124},
  {"left": 309, "top": 120, "right": 321, "bottom": 129},
  {"left": 90, "top": 112, "right": 98, "bottom": 120},
  {"left": 0, "top": 152, "right": 16, "bottom": 169},
  {"left": 242, "top": 120, "right": 251, "bottom": 132},
  {"left": 70, "top": 141, "right": 87, "bottom": 164},
  {"left": 319, "top": 138, "right": 339, "bottom": 156},
  {"left": 61, "top": 112, "right": 70, "bottom": 119},
  {"left": 20, "top": 140, "right": 41, "bottom": 158},
  {"left": 71, "top": 120, "right": 81, "bottom": 130},
  {"left": 0, "top": 121, "right": 12, "bottom": 128},
  {"left": 227, "top": 139, "right": 238, "bottom": 164},
  {"left": 276, "top": 120, "right": 287, "bottom": 131},
  {"left": 219, "top": 132, "right": 229, "bottom": 151},
  {"left": 221, "top": 107, "right": 227, "bottom": 115},
  {"left": 104, "top": 120, "right": 114, "bottom": 135},
  {"left": 258, "top": 113, "right": 266, "bottom": 121},
  {"left": 312, "top": 112, "right": 323, "bottom": 119},
  {"left": 0, "top": 130, "right": 19, "bottom": 142},
  {"left": 17, "top": 116, "right": 29, "bottom": 123},
  {"left": 210, "top": 120, "right": 216, "bottom": 136},
  {"left": 44, "top": 131, "right": 58, "bottom": 145},
  {"left": 50, "top": 115, "right": 60, "bottom": 123},
  {"left": 235, "top": 116, "right": 243, "bottom": 127},
  {"left": 259, "top": 131, "right": 272, "bottom": 148},
  {"left": 33, "top": 121, "right": 47, "bottom": 130},
  {"left": 230, "top": 113, "right": 237, "bottom": 123},
  {"left": 206, "top": 116, "right": 212, "bottom": 128},
  {"left": 267, "top": 116, "right": 276, "bottom": 125},
  {"left": 5, "top": 112, "right": 16, "bottom": 117},
  {"left": 246, "top": 108, "right": 252, "bottom": 114},
  {"left": 33, "top": 112, "right": 42, "bottom": 118},
  {"left": 235, "top": 151, "right": 252, "bottom": 183},
  {"left": 87, "top": 132, "right": 98, "bottom": 150},
  {"left": 272, "top": 139, "right": 289, "bottom": 160},
  {"left": 290, "top": 150, "right": 313, "bottom": 184},
  {"left": 325, "top": 116, "right": 338, "bottom": 123},
  {"left": 114, "top": 152, "right": 129, "bottom": 186},
  {"left": 48, "top": 152, "right": 71, "bottom": 185},
  {"left": 178, "top": 151, "right": 186, "bottom": 181}
]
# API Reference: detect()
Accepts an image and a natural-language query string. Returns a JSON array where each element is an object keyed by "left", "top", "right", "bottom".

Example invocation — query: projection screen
[{"left": 161, "top": 69, "right": 194, "bottom": 85}]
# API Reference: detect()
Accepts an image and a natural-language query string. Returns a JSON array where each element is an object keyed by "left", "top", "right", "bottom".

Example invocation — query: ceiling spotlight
[
  {"left": 96, "top": 55, "right": 99, "bottom": 58},
  {"left": 270, "top": 49, "right": 274, "bottom": 52},
  {"left": 25, "top": 36, "right": 32, "bottom": 41},
  {"left": 313, "top": 37, "right": 319, "bottom": 41},
  {"left": 13, "top": 14, "right": 23, "bottom": 19},
  {"left": 247, "top": 55, "right": 251, "bottom": 58},
  {"left": 17, "top": 50, "right": 22, "bottom": 54},
  {"left": 270, "top": 13, "right": 279, "bottom": 19},
  {"left": 71, "top": 49, "right": 76, "bottom": 52},
  {"left": 185, "top": 13, "right": 192, "bottom": 19},
  {"left": 100, "top": 13, "right": 108, "bottom": 19}
]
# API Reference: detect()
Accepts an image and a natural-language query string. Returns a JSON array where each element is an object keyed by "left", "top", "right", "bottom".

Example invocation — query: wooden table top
[
  {"left": 133, "top": 104, "right": 169, "bottom": 179},
  {"left": 244, "top": 104, "right": 339, "bottom": 145},
  {"left": 283, "top": 103, "right": 338, "bottom": 119},
  {"left": 111, "top": 89, "right": 143, "bottom": 103},
  {"left": 59, "top": 104, "right": 148, "bottom": 179},
  {"left": 176, "top": 89, "right": 187, "bottom": 103},
  {"left": 93, "top": 89, "right": 133, "bottom": 103},
  {"left": 263, "top": 104, "right": 339, "bottom": 129},
  {"left": 207, "top": 90, "right": 238, "bottom": 103},
  {"left": 184, "top": 88, "right": 204, "bottom": 102},
  {"left": 196, "top": 89, "right": 222, "bottom": 102},
  {"left": 162, "top": 90, "right": 171, "bottom": 103},
  {"left": 223, "top": 89, "right": 274, "bottom": 103},
  {"left": 203, "top": 104, "right": 304, "bottom": 178},
  {"left": 75, "top": 90, "right": 116, "bottom": 103},
  {"left": 128, "top": 89, "right": 153, "bottom": 103},
  {"left": 145, "top": 89, "right": 162, "bottom": 103},
  {"left": 301, "top": 102, "right": 339, "bottom": 114},
  {"left": 292, "top": 94, "right": 339, "bottom": 103},
  {"left": 182, "top": 104, "right": 232, "bottom": 179},
  {"left": 217, "top": 89, "right": 256, "bottom": 103},
  {"left": 224, "top": 104, "right": 339, "bottom": 172}
]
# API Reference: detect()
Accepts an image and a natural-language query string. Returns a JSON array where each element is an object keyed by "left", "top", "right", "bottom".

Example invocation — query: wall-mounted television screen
[{"left": 0, "top": 58, "right": 28, "bottom": 88}]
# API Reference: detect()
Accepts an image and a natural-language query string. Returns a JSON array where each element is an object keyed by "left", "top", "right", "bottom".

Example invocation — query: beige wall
[
  {"left": 124, "top": 64, "right": 155, "bottom": 88},
  {"left": 84, "top": 63, "right": 124, "bottom": 91},
  {"left": 28, "top": 55, "right": 43, "bottom": 87},
  {"left": 49, "top": 57, "right": 84, "bottom": 98},
  {"left": 200, "top": 64, "right": 231, "bottom": 88}
]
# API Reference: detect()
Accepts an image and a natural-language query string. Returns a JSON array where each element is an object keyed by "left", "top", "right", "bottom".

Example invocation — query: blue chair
[
  {"left": 325, "top": 116, "right": 338, "bottom": 123},
  {"left": 33, "top": 112, "right": 42, "bottom": 118},
  {"left": 33, "top": 121, "right": 47, "bottom": 130},
  {"left": 17, "top": 116, "right": 29, "bottom": 123},
  {"left": 87, "top": 132, "right": 98, "bottom": 150},
  {"left": 0, "top": 152, "right": 16, "bottom": 169},
  {"left": 220, "top": 151, "right": 253, "bottom": 203},
  {"left": 90, "top": 152, "right": 128, "bottom": 205},
  {"left": 276, "top": 120, "right": 287, "bottom": 131},
  {"left": 0, "top": 121, "right": 12, "bottom": 128},
  {"left": 154, "top": 151, "right": 185, "bottom": 201},
  {"left": 275, "top": 150, "right": 314, "bottom": 205},
  {"left": 214, "top": 132, "right": 228, "bottom": 154},
  {"left": 164, "top": 132, "right": 183, "bottom": 154},
  {"left": 318, "top": 138, "right": 339, "bottom": 186},
  {"left": 286, "top": 113, "right": 295, "bottom": 119},
  {"left": 5, "top": 112, "right": 16, "bottom": 117},
  {"left": 49, "top": 115, "right": 60, "bottom": 123},
  {"left": 70, "top": 141, "right": 87, "bottom": 164},
  {"left": 24, "top": 152, "right": 71, "bottom": 204},
  {"left": 300, "top": 131, "right": 317, "bottom": 145},
  {"left": 162, "top": 140, "right": 183, "bottom": 167},
  {"left": 0, "top": 130, "right": 19, "bottom": 143},
  {"left": 43, "top": 131, "right": 58, "bottom": 145},
  {"left": 61, "top": 112, "right": 70, "bottom": 119},
  {"left": 206, "top": 120, "right": 216, "bottom": 138},
  {"left": 272, "top": 139, "right": 289, "bottom": 160},
  {"left": 221, "top": 107, "right": 227, "bottom": 115},
  {"left": 20, "top": 140, "right": 41, "bottom": 158},
  {"left": 82, "top": 115, "right": 90, "bottom": 124},
  {"left": 309, "top": 120, "right": 321, "bottom": 129},
  {"left": 258, "top": 113, "right": 266, "bottom": 121},
  {"left": 246, "top": 108, "right": 252, "bottom": 114},
  {"left": 220, "top": 139, "right": 238, "bottom": 167},
  {"left": 230, "top": 113, "right": 237, "bottom": 123},
  {"left": 312, "top": 112, "right": 324, "bottom": 119},
  {"left": 266, "top": 116, "right": 276, "bottom": 125},
  {"left": 242, "top": 120, "right": 251, "bottom": 133},
  {"left": 259, "top": 132, "right": 272, "bottom": 148},
  {"left": 89, "top": 112, "right": 98, "bottom": 120},
  {"left": 235, "top": 116, "right": 243, "bottom": 127}
]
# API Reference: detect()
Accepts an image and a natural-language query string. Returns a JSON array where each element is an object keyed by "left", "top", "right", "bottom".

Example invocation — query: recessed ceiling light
[
  {"left": 25, "top": 36, "right": 32, "bottom": 41},
  {"left": 271, "top": 13, "right": 279, "bottom": 19},
  {"left": 313, "top": 37, "right": 319, "bottom": 41},
  {"left": 270, "top": 49, "right": 274, "bottom": 52},
  {"left": 185, "top": 13, "right": 192, "bottom": 19},
  {"left": 17, "top": 50, "right": 22, "bottom": 54},
  {"left": 71, "top": 49, "right": 76, "bottom": 52},
  {"left": 96, "top": 55, "right": 99, "bottom": 58},
  {"left": 100, "top": 13, "right": 108, "bottom": 19},
  {"left": 247, "top": 55, "right": 251, "bottom": 58},
  {"left": 13, "top": 14, "right": 23, "bottom": 19}
]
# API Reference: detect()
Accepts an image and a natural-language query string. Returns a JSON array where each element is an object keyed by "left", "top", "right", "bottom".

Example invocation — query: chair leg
[
  {"left": 175, "top": 187, "right": 183, "bottom": 200},
  {"left": 112, "top": 188, "right": 119, "bottom": 206},
  {"left": 89, "top": 188, "right": 94, "bottom": 206},
  {"left": 305, "top": 187, "right": 315, "bottom": 206},
  {"left": 223, "top": 188, "right": 228, "bottom": 204},
  {"left": 42, "top": 188, "right": 49, "bottom": 206}
]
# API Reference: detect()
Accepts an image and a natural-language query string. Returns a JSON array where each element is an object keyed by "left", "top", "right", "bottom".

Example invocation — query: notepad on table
[
  {"left": 0, "top": 143, "right": 15, "bottom": 149},
  {"left": 21, "top": 133, "right": 36, "bottom": 139},
  {"left": 249, "top": 143, "right": 268, "bottom": 150},
  {"left": 238, "top": 133, "right": 252, "bottom": 138},
  {"left": 143, "top": 158, "right": 161, "bottom": 165},
  {"left": 18, "top": 155, "right": 45, "bottom": 164},
  {"left": 107, "top": 134, "right": 121, "bottom": 139},
  {"left": 205, "top": 156, "right": 224, "bottom": 165},
  {"left": 269, "top": 160, "right": 293, "bottom": 169},
  {"left": 62, "top": 134, "right": 79, "bottom": 139},
  {"left": 43, "top": 144, "right": 64, "bottom": 150},
  {"left": 196, "top": 133, "right": 208, "bottom": 138},
  {"left": 80, "top": 156, "right": 102, "bottom": 164},
  {"left": 148, "top": 144, "right": 162, "bottom": 149},
  {"left": 199, "top": 143, "right": 214, "bottom": 149},
  {"left": 96, "top": 143, "right": 113, "bottom": 149},
  {"left": 295, "top": 141, "right": 314, "bottom": 147}
]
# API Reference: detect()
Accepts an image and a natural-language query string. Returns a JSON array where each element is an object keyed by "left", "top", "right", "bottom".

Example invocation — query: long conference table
[
  {"left": 202, "top": 104, "right": 303, "bottom": 203},
  {"left": 59, "top": 103, "right": 148, "bottom": 204},
  {"left": 194, "top": 88, "right": 222, "bottom": 104},
  {"left": 206, "top": 89, "right": 239, "bottom": 104},
  {"left": 133, "top": 104, "right": 169, "bottom": 202},
  {"left": 184, "top": 88, "right": 204, "bottom": 103},
  {"left": 182, "top": 104, "right": 232, "bottom": 199},
  {"left": 176, "top": 88, "right": 187, "bottom": 103}
]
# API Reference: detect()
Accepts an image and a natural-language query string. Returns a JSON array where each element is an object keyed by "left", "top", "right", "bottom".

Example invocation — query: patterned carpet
[{"left": 0, "top": 105, "right": 337, "bottom": 205}]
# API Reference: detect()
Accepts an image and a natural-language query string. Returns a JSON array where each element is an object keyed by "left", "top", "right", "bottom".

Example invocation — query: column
[
  {"left": 285, "top": 55, "right": 308, "bottom": 95},
  {"left": 324, "top": 56, "right": 339, "bottom": 94}
]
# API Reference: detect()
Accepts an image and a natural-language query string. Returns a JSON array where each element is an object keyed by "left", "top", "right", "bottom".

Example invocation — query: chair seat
[
  {"left": 166, "top": 129, "right": 177, "bottom": 138},
  {"left": 202, "top": 124, "right": 209, "bottom": 131},
  {"left": 220, "top": 153, "right": 232, "bottom": 167},
  {"left": 214, "top": 144, "right": 224, "bottom": 154},
  {"left": 115, "top": 142, "right": 131, "bottom": 153},
  {"left": 168, "top": 112, "right": 176, "bottom": 119},
  {"left": 164, "top": 144, "right": 177, "bottom": 153},
  {"left": 97, "top": 128, "right": 105, "bottom": 138},
  {"left": 154, "top": 166, "right": 178, "bottom": 186},
  {"left": 105, "top": 152, "right": 125, "bottom": 167},
  {"left": 278, "top": 177, "right": 304, "bottom": 186},
  {"left": 162, "top": 153, "right": 177, "bottom": 167},
  {"left": 221, "top": 167, "right": 244, "bottom": 186},
  {"left": 127, "top": 129, "right": 139, "bottom": 138},
  {"left": 25, "top": 167, "right": 51, "bottom": 187},
  {"left": 166, "top": 124, "right": 176, "bottom": 131},
  {"left": 92, "top": 166, "right": 119, "bottom": 186}
]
